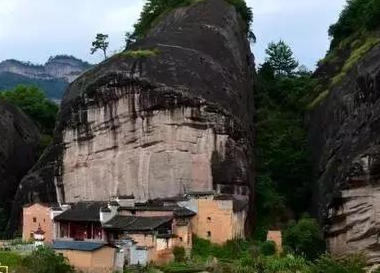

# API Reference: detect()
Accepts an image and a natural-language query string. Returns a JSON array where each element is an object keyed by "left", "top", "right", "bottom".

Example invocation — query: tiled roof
[
  {"left": 23, "top": 202, "right": 59, "bottom": 208},
  {"left": 118, "top": 205, "right": 196, "bottom": 218},
  {"left": 54, "top": 201, "right": 107, "bottom": 222},
  {"left": 118, "top": 195, "right": 135, "bottom": 200},
  {"left": 100, "top": 206, "right": 111, "bottom": 212},
  {"left": 117, "top": 206, "right": 178, "bottom": 212},
  {"left": 103, "top": 215, "right": 173, "bottom": 232},
  {"left": 186, "top": 191, "right": 215, "bottom": 196},
  {"left": 173, "top": 207, "right": 196, "bottom": 217},
  {"left": 53, "top": 241, "right": 114, "bottom": 251}
]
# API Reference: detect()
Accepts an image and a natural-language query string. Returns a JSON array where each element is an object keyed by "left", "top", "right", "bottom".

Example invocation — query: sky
[{"left": 0, "top": 0, "right": 346, "bottom": 69}]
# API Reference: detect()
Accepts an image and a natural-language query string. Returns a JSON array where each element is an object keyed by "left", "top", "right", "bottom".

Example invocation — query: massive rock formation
[
  {"left": 0, "top": 56, "right": 91, "bottom": 99},
  {"left": 0, "top": 101, "right": 40, "bottom": 216},
  {"left": 310, "top": 42, "right": 380, "bottom": 264},
  {"left": 11, "top": 0, "right": 254, "bottom": 231}
]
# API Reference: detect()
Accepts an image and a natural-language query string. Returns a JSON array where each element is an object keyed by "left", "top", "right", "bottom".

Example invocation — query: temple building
[{"left": 22, "top": 192, "right": 248, "bottom": 271}]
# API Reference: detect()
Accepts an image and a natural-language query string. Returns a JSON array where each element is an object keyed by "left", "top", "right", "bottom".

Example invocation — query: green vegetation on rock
[
  {"left": 0, "top": 85, "right": 58, "bottom": 135},
  {"left": 329, "top": 0, "right": 380, "bottom": 50},
  {"left": 0, "top": 85, "right": 59, "bottom": 155},
  {"left": 331, "top": 36, "right": 380, "bottom": 87},
  {"left": 132, "top": 0, "right": 253, "bottom": 39},
  {"left": 122, "top": 49, "right": 159, "bottom": 59}
]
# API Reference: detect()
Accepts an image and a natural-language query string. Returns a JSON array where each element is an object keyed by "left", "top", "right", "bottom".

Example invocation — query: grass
[
  {"left": 0, "top": 251, "right": 22, "bottom": 268},
  {"left": 122, "top": 49, "right": 160, "bottom": 59},
  {"left": 307, "top": 90, "right": 330, "bottom": 109},
  {"left": 330, "top": 36, "right": 380, "bottom": 88}
]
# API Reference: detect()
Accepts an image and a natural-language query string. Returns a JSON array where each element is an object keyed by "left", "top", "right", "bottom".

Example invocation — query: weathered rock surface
[
  {"left": 0, "top": 101, "right": 40, "bottom": 216},
  {"left": 10, "top": 0, "right": 254, "bottom": 231},
  {"left": 310, "top": 43, "right": 380, "bottom": 264}
]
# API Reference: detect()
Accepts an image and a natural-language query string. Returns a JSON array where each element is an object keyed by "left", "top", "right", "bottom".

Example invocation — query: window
[
  {"left": 33, "top": 217, "right": 37, "bottom": 223},
  {"left": 43, "top": 219, "right": 46, "bottom": 223},
  {"left": 207, "top": 231, "right": 211, "bottom": 237},
  {"left": 179, "top": 237, "right": 183, "bottom": 242},
  {"left": 207, "top": 217, "right": 211, "bottom": 222}
]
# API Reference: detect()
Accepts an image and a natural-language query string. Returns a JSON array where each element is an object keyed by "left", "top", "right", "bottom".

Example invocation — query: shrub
[
  {"left": 330, "top": 36, "right": 380, "bottom": 87},
  {"left": 310, "top": 254, "right": 366, "bottom": 273},
  {"left": 18, "top": 247, "right": 74, "bottom": 273},
  {"left": 173, "top": 246, "right": 186, "bottom": 263},
  {"left": 0, "top": 251, "right": 22, "bottom": 268},
  {"left": 260, "top": 241, "right": 276, "bottom": 256},
  {"left": 122, "top": 49, "right": 159, "bottom": 59},
  {"left": 283, "top": 216, "right": 326, "bottom": 261},
  {"left": 0, "top": 85, "right": 58, "bottom": 135},
  {"left": 132, "top": 0, "right": 252, "bottom": 39}
]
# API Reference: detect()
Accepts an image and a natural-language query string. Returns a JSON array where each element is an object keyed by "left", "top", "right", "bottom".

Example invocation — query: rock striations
[
  {"left": 310, "top": 42, "right": 380, "bottom": 264},
  {"left": 0, "top": 101, "right": 40, "bottom": 215},
  {"left": 10, "top": 0, "right": 255, "bottom": 231}
]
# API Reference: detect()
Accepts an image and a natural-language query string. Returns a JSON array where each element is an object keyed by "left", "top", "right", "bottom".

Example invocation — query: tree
[
  {"left": 20, "top": 247, "right": 74, "bottom": 273},
  {"left": 0, "top": 207, "right": 7, "bottom": 237},
  {"left": 91, "top": 33, "right": 109, "bottom": 60},
  {"left": 283, "top": 216, "right": 326, "bottom": 261},
  {"left": 265, "top": 40, "right": 299, "bottom": 76},
  {"left": 0, "top": 85, "right": 58, "bottom": 135},
  {"left": 125, "top": 32, "right": 136, "bottom": 49}
]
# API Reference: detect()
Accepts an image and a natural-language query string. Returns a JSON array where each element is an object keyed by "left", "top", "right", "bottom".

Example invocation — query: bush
[
  {"left": 260, "top": 241, "right": 276, "bottom": 256},
  {"left": 0, "top": 251, "right": 22, "bottom": 268},
  {"left": 17, "top": 247, "right": 74, "bottom": 273},
  {"left": 310, "top": 254, "right": 366, "bottom": 273},
  {"left": 328, "top": 0, "right": 380, "bottom": 49},
  {"left": 173, "top": 246, "right": 186, "bottom": 263},
  {"left": 132, "top": 0, "right": 252, "bottom": 39},
  {"left": 0, "top": 85, "right": 58, "bottom": 135},
  {"left": 283, "top": 216, "right": 326, "bottom": 261}
]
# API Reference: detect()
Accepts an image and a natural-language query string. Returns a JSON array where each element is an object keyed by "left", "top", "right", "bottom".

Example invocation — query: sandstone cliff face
[
  {"left": 0, "top": 101, "right": 40, "bottom": 215},
  {"left": 11, "top": 0, "right": 254, "bottom": 230},
  {"left": 310, "top": 43, "right": 380, "bottom": 264}
]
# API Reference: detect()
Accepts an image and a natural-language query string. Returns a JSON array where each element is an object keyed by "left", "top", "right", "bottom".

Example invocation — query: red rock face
[
  {"left": 310, "top": 43, "right": 380, "bottom": 264},
  {"left": 10, "top": 0, "right": 254, "bottom": 233}
]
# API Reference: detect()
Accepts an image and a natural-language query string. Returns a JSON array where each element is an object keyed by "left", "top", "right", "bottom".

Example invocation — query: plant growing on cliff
[
  {"left": 328, "top": 0, "right": 380, "bottom": 50},
  {"left": 0, "top": 85, "right": 58, "bottom": 135},
  {"left": 91, "top": 33, "right": 109, "bottom": 60},
  {"left": 132, "top": 0, "right": 253, "bottom": 39}
]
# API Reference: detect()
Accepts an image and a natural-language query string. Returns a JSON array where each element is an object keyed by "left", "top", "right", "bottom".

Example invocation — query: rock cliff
[
  {"left": 0, "top": 101, "right": 40, "bottom": 217},
  {"left": 0, "top": 56, "right": 91, "bottom": 99},
  {"left": 310, "top": 41, "right": 380, "bottom": 263},
  {"left": 10, "top": 0, "right": 254, "bottom": 231}
]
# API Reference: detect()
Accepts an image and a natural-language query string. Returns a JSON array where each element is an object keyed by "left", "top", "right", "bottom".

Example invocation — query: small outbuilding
[{"left": 53, "top": 241, "right": 118, "bottom": 273}]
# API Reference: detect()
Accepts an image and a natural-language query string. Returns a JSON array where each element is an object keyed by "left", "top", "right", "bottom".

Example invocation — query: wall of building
[
  {"left": 129, "top": 234, "right": 155, "bottom": 248},
  {"left": 190, "top": 198, "right": 245, "bottom": 244},
  {"left": 56, "top": 247, "right": 115, "bottom": 273},
  {"left": 173, "top": 221, "right": 192, "bottom": 250},
  {"left": 22, "top": 204, "right": 54, "bottom": 243},
  {"left": 232, "top": 210, "right": 247, "bottom": 239},
  {"left": 130, "top": 247, "right": 149, "bottom": 266},
  {"left": 267, "top": 231, "right": 283, "bottom": 253}
]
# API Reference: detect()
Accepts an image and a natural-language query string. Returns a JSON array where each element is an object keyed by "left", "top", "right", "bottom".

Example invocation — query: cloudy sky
[{"left": 0, "top": 0, "right": 346, "bottom": 68}]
